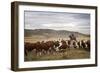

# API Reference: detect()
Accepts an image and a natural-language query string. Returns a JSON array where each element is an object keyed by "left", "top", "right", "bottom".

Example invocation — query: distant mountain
[{"left": 24, "top": 29, "right": 90, "bottom": 38}]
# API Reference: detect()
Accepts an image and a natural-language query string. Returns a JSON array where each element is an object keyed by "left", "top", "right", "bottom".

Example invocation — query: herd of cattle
[{"left": 24, "top": 39, "right": 90, "bottom": 56}]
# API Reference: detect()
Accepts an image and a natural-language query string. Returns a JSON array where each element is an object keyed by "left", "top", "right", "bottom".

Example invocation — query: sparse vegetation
[{"left": 25, "top": 49, "right": 90, "bottom": 61}]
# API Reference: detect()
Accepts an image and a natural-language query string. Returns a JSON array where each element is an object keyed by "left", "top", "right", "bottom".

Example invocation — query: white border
[{"left": 18, "top": 5, "right": 96, "bottom": 68}]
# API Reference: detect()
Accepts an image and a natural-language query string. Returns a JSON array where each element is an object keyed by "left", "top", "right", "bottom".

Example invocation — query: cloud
[
  {"left": 42, "top": 23, "right": 76, "bottom": 27},
  {"left": 24, "top": 11, "right": 90, "bottom": 34}
]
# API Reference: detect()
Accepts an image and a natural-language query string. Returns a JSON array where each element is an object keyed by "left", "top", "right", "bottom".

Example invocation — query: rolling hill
[{"left": 24, "top": 29, "right": 90, "bottom": 38}]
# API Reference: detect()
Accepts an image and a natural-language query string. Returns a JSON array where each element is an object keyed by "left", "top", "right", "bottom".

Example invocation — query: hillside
[{"left": 24, "top": 29, "right": 90, "bottom": 38}]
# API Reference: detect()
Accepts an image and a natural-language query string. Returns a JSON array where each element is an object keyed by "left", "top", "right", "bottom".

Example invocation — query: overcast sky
[{"left": 24, "top": 11, "right": 90, "bottom": 34}]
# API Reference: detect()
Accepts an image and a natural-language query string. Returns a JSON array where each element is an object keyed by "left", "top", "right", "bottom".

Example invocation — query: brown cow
[
  {"left": 85, "top": 40, "right": 90, "bottom": 51},
  {"left": 24, "top": 42, "right": 36, "bottom": 56},
  {"left": 73, "top": 41, "right": 79, "bottom": 48},
  {"left": 59, "top": 40, "right": 68, "bottom": 52}
]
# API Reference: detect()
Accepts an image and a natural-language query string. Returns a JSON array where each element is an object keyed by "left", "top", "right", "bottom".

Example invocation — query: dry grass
[{"left": 25, "top": 48, "right": 90, "bottom": 61}]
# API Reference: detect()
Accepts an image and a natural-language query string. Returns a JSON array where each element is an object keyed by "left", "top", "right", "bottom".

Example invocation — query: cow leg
[{"left": 39, "top": 52, "right": 42, "bottom": 56}]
